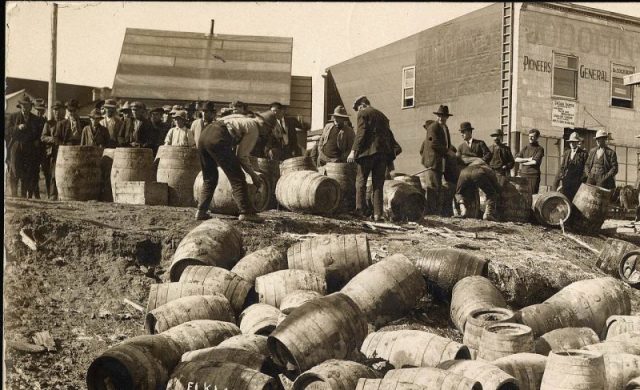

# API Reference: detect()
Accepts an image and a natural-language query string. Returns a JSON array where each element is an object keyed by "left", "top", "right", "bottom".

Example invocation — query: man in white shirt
[
  {"left": 190, "top": 101, "right": 215, "bottom": 148},
  {"left": 164, "top": 110, "right": 195, "bottom": 147}
]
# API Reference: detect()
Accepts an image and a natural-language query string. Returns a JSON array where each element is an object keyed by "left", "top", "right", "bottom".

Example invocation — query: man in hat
[
  {"left": 80, "top": 109, "right": 110, "bottom": 147},
  {"left": 311, "top": 105, "right": 355, "bottom": 167},
  {"left": 584, "top": 130, "right": 618, "bottom": 190},
  {"left": 120, "top": 101, "right": 154, "bottom": 148},
  {"left": 6, "top": 95, "right": 42, "bottom": 198},
  {"left": 457, "top": 122, "right": 490, "bottom": 161},
  {"left": 515, "top": 128, "right": 545, "bottom": 194},
  {"left": 40, "top": 101, "right": 70, "bottom": 200},
  {"left": 100, "top": 99, "right": 123, "bottom": 147},
  {"left": 148, "top": 107, "right": 169, "bottom": 155},
  {"left": 347, "top": 95, "right": 399, "bottom": 221},
  {"left": 487, "top": 128, "right": 515, "bottom": 177},
  {"left": 34, "top": 98, "right": 47, "bottom": 120},
  {"left": 269, "top": 102, "right": 304, "bottom": 159},
  {"left": 63, "top": 99, "right": 83, "bottom": 145},
  {"left": 31, "top": 98, "right": 48, "bottom": 198},
  {"left": 162, "top": 105, "right": 173, "bottom": 127},
  {"left": 164, "top": 110, "right": 195, "bottom": 147},
  {"left": 190, "top": 101, "right": 216, "bottom": 148},
  {"left": 553, "top": 132, "right": 588, "bottom": 200},
  {"left": 454, "top": 156, "right": 500, "bottom": 221},
  {"left": 117, "top": 101, "right": 133, "bottom": 145}
]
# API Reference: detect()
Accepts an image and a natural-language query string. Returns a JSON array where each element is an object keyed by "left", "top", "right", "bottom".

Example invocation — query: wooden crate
[{"left": 113, "top": 181, "right": 168, "bottom": 206}]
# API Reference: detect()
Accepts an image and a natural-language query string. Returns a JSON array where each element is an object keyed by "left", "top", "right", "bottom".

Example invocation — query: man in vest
[
  {"left": 313, "top": 105, "right": 355, "bottom": 167},
  {"left": 487, "top": 128, "right": 515, "bottom": 177},
  {"left": 584, "top": 129, "right": 618, "bottom": 190},
  {"left": 553, "top": 131, "right": 588, "bottom": 200}
]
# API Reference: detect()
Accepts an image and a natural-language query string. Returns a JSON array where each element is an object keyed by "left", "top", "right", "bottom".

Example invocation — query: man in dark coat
[
  {"left": 347, "top": 95, "right": 398, "bottom": 221},
  {"left": 150, "top": 107, "right": 171, "bottom": 155},
  {"left": 515, "top": 128, "right": 545, "bottom": 194},
  {"left": 454, "top": 156, "right": 500, "bottom": 221},
  {"left": 63, "top": 99, "right": 83, "bottom": 145},
  {"left": 119, "top": 101, "right": 155, "bottom": 148},
  {"left": 80, "top": 109, "right": 111, "bottom": 147},
  {"left": 584, "top": 129, "right": 618, "bottom": 190},
  {"left": 40, "top": 101, "right": 68, "bottom": 200},
  {"left": 553, "top": 131, "right": 588, "bottom": 200},
  {"left": 269, "top": 102, "right": 304, "bottom": 160},
  {"left": 30, "top": 98, "right": 48, "bottom": 198},
  {"left": 6, "top": 95, "right": 42, "bottom": 197},
  {"left": 100, "top": 99, "right": 123, "bottom": 148},
  {"left": 456, "top": 122, "right": 490, "bottom": 161},
  {"left": 487, "top": 128, "right": 515, "bottom": 177},
  {"left": 312, "top": 105, "right": 355, "bottom": 167}
]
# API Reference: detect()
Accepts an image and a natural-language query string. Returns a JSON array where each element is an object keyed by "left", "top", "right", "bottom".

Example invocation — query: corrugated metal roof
[{"left": 112, "top": 28, "right": 293, "bottom": 105}]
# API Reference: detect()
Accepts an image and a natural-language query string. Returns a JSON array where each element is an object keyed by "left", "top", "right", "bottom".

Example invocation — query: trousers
[{"left": 355, "top": 153, "right": 387, "bottom": 218}]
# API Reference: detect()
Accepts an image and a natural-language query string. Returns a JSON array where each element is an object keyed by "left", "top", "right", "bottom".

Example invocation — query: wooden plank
[
  {"left": 125, "top": 34, "right": 223, "bottom": 49},
  {"left": 117, "top": 64, "right": 291, "bottom": 84},
  {"left": 289, "top": 93, "right": 312, "bottom": 102},
  {"left": 290, "top": 86, "right": 312, "bottom": 94},
  {"left": 286, "top": 107, "right": 312, "bottom": 117},
  {"left": 125, "top": 28, "right": 293, "bottom": 44},
  {"left": 114, "top": 74, "right": 291, "bottom": 94},
  {"left": 221, "top": 40, "right": 293, "bottom": 53},
  {"left": 288, "top": 101, "right": 312, "bottom": 110},
  {"left": 120, "top": 53, "right": 176, "bottom": 67},
  {"left": 174, "top": 57, "right": 290, "bottom": 72},
  {"left": 113, "top": 85, "right": 291, "bottom": 105},
  {"left": 122, "top": 43, "right": 292, "bottom": 63},
  {"left": 291, "top": 77, "right": 312, "bottom": 87}
]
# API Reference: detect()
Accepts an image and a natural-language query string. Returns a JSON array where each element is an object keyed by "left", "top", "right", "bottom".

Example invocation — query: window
[
  {"left": 611, "top": 63, "right": 635, "bottom": 109},
  {"left": 402, "top": 66, "right": 415, "bottom": 108},
  {"left": 552, "top": 53, "right": 578, "bottom": 99}
]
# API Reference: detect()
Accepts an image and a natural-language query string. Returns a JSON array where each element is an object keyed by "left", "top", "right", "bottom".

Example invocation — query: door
[{"left": 563, "top": 127, "right": 597, "bottom": 152}]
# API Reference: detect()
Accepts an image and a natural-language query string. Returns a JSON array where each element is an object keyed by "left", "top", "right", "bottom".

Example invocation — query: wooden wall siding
[
  {"left": 112, "top": 28, "right": 293, "bottom": 105},
  {"left": 289, "top": 76, "right": 312, "bottom": 126}
]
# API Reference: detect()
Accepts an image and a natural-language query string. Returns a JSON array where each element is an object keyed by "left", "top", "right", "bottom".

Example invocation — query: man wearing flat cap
[
  {"left": 148, "top": 107, "right": 170, "bottom": 156},
  {"left": 100, "top": 99, "right": 123, "bottom": 148},
  {"left": 312, "top": 105, "right": 355, "bottom": 168},
  {"left": 584, "top": 129, "right": 618, "bottom": 190},
  {"left": 553, "top": 131, "right": 588, "bottom": 201},
  {"left": 80, "top": 109, "right": 110, "bottom": 147},
  {"left": 486, "top": 128, "right": 515, "bottom": 177},
  {"left": 164, "top": 110, "right": 195, "bottom": 147},
  {"left": 119, "top": 101, "right": 154, "bottom": 148},
  {"left": 347, "top": 95, "right": 400, "bottom": 221},
  {"left": 191, "top": 101, "right": 216, "bottom": 148},
  {"left": 6, "top": 95, "right": 41, "bottom": 198}
]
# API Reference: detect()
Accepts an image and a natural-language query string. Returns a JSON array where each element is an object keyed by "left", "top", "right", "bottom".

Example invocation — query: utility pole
[{"left": 47, "top": 3, "right": 57, "bottom": 120}]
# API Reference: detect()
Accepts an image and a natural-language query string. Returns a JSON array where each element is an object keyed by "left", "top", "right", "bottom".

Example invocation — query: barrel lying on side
[
  {"left": 293, "top": 359, "right": 380, "bottom": 390},
  {"left": 280, "top": 290, "right": 322, "bottom": 314},
  {"left": 160, "top": 320, "right": 240, "bottom": 354},
  {"left": 602, "top": 353, "right": 640, "bottom": 390},
  {"left": 280, "top": 156, "right": 316, "bottom": 176},
  {"left": 216, "top": 334, "right": 269, "bottom": 356},
  {"left": 156, "top": 145, "right": 201, "bottom": 207},
  {"left": 583, "top": 339, "right": 640, "bottom": 355},
  {"left": 275, "top": 170, "right": 341, "bottom": 215},
  {"left": 145, "top": 295, "right": 235, "bottom": 334},
  {"left": 532, "top": 191, "right": 571, "bottom": 227},
  {"left": 193, "top": 169, "right": 270, "bottom": 215},
  {"left": 437, "top": 360, "right": 518, "bottom": 390},
  {"left": 178, "top": 265, "right": 252, "bottom": 314},
  {"left": 450, "top": 276, "right": 508, "bottom": 333},
  {"left": 230, "top": 246, "right": 288, "bottom": 285},
  {"left": 384, "top": 367, "right": 481, "bottom": 390},
  {"left": 166, "top": 361, "right": 277, "bottom": 390},
  {"left": 55, "top": 145, "right": 103, "bottom": 201},
  {"left": 534, "top": 327, "right": 600, "bottom": 356},
  {"left": 604, "top": 315, "right": 640, "bottom": 340},
  {"left": 181, "top": 347, "right": 268, "bottom": 372},
  {"left": 597, "top": 239, "right": 639, "bottom": 278},
  {"left": 478, "top": 323, "right": 535, "bottom": 361},
  {"left": 620, "top": 250, "right": 640, "bottom": 288},
  {"left": 627, "top": 376, "right": 640, "bottom": 390},
  {"left": 254, "top": 269, "right": 327, "bottom": 308},
  {"left": 146, "top": 282, "right": 228, "bottom": 312},
  {"left": 493, "top": 353, "right": 547, "bottom": 390},
  {"left": 463, "top": 307, "right": 515, "bottom": 358},
  {"left": 239, "top": 304, "right": 282, "bottom": 335},
  {"left": 540, "top": 350, "right": 606, "bottom": 390},
  {"left": 383, "top": 180, "right": 425, "bottom": 222}
]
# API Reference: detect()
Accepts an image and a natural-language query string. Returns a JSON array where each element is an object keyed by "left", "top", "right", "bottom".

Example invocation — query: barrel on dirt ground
[
  {"left": 55, "top": 145, "right": 103, "bottom": 201},
  {"left": 361, "top": 330, "right": 470, "bottom": 368},
  {"left": 341, "top": 253, "right": 426, "bottom": 327},
  {"left": 450, "top": 276, "right": 508, "bottom": 333},
  {"left": 493, "top": 353, "right": 547, "bottom": 390},
  {"left": 216, "top": 334, "right": 269, "bottom": 356},
  {"left": 280, "top": 156, "right": 316, "bottom": 176},
  {"left": 498, "top": 176, "right": 532, "bottom": 222},
  {"left": 180, "top": 347, "right": 268, "bottom": 372},
  {"left": 100, "top": 148, "right": 115, "bottom": 202},
  {"left": 569, "top": 183, "right": 612, "bottom": 232},
  {"left": 239, "top": 304, "right": 282, "bottom": 335},
  {"left": 321, "top": 162, "right": 357, "bottom": 212},
  {"left": 463, "top": 307, "right": 516, "bottom": 358},
  {"left": 193, "top": 169, "right": 270, "bottom": 215},
  {"left": 602, "top": 353, "right": 640, "bottom": 390},
  {"left": 168, "top": 219, "right": 244, "bottom": 282},
  {"left": 156, "top": 145, "right": 201, "bottom": 207},
  {"left": 146, "top": 282, "right": 233, "bottom": 313},
  {"left": 177, "top": 265, "right": 252, "bottom": 314},
  {"left": 604, "top": 315, "right": 640, "bottom": 340},
  {"left": 540, "top": 350, "right": 606, "bottom": 390},
  {"left": 619, "top": 250, "right": 640, "bottom": 288},
  {"left": 230, "top": 246, "right": 288, "bottom": 285},
  {"left": 280, "top": 290, "right": 322, "bottom": 314},
  {"left": 383, "top": 180, "right": 425, "bottom": 222},
  {"left": 145, "top": 295, "right": 235, "bottom": 334},
  {"left": 166, "top": 361, "right": 277, "bottom": 390},
  {"left": 160, "top": 320, "right": 240, "bottom": 354},
  {"left": 292, "top": 359, "right": 380, "bottom": 390},
  {"left": 287, "top": 234, "right": 371, "bottom": 291},
  {"left": 535, "top": 327, "right": 600, "bottom": 356},
  {"left": 268, "top": 292, "right": 368, "bottom": 373},
  {"left": 597, "top": 238, "right": 639, "bottom": 277},
  {"left": 275, "top": 171, "right": 341, "bottom": 215},
  {"left": 384, "top": 367, "right": 481, "bottom": 390},
  {"left": 394, "top": 175, "right": 424, "bottom": 194},
  {"left": 110, "top": 147, "right": 155, "bottom": 199},
  {"left": 414, "top": 248, "right": 489, "bottom": 300},
  {"left": 86, "top": 334, "right": 183, "bottom": 390},
  {"left": 478, "top": 323, "right": 535, "bottom": 361},
  {"left": 584, "top": 339, "right": 640, "bottom": 355},
  {"left": 437, "top": 360, "right": 519, "bottom": 390},
  {"left": 532, "top": 191, "right": 571, "bottom": 227},
  {"left": 254, "top": 269, "right": 327, "bottom": 308},
  {"left": 252, "top": 157, "right": 280, "bottom": 210}
]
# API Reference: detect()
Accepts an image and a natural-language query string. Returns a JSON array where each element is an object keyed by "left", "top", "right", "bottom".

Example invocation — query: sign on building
[{"left": 551, "top": 99, "right": 577, "bottom": 127}]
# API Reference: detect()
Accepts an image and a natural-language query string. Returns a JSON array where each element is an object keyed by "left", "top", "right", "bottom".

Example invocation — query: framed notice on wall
[{"left": 551, "top": 99, "right": 577, "bottom": 127}]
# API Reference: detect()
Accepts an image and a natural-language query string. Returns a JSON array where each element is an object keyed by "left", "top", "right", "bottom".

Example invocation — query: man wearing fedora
[
  {"left": 312, "top": 105, "right": 355, "bottom": 167},
  {"left": 40, "top": 101, "right": 70, "bottom": 200},
  {"left": 31, "top": 98, "right": 49, "bottom": 199},
  {"left": 553, "top": 131, "right": 588, "bottom": 200},
  {"left": 515, "top": 128, "right": 545, "bottom": 194},
  {"left": 457, "top": 122, "right": 490, "bottom": 161},
  {"left": 100, "top": 99, "right": 123, "bottom": 148},
  {"left": 62, "top": 99, "right": 83, "bottom": 145},
  {"left": 117, "top": 101, "right": 133, "bottom": 145},
  {"left": 6, "top": 95, "right": 42, "bottom": 198},
  {"left": 81, "top": 109, "right": 111, "bottom": 147},
  {"left": 149, "top": 107, "right": 170, "bottom": 155},
  {"left": 584, "top": 130, "right": 618, "bottom": 190},
  {"left": 191, "top": 101, "right": 216, "bottom": 148},
  {"left": 487, "top": 128, "right": 515, "bottom": 177},
  {"left": 347, "top": 95, "right": 399, "bottom": 221},
  {"left": 120, "top": 101, "right": 154, "bottom": 148},
  {"left": 164, "top": 110, "right": 196, "bottom": 147}
]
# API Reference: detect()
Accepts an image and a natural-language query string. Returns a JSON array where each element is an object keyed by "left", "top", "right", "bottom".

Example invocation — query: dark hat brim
[
  {"left": 331, "top": 113, "right": 350, "bottom": 118},
  {"left": 459, "top": 127, "right": 474, "bottom": 132},
  {"left": 433, "top": 112, "right": 453, "bottom": 116}
]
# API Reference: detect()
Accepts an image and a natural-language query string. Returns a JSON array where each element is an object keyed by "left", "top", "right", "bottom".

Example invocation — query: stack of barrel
[{"left": 87, "top": 227, "right": 637, "bottom": 390}]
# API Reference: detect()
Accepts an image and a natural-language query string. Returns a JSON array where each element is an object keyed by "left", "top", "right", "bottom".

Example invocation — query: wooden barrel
[
  {"left": 55, "top": 145, "right": 103, "bottom": 201},
  {"left": 569, "top": 183, "right": 612, "bottom": 232},
  {"left": 145, "top": 295, "right": 235, "bottom": 334},
  {"left": 383, "top": 180, "right": 425, "bottom": 222},
  {"left": 603, "top": 353, "right": 640, "bottom": 390},
  {"left": 361, "top": 330, "right": 470, "bottom": 368},
  {"left": 100, "top": 148, "right": 115, "bottom": 202},
  {"left": 110, "top": 147, "right": 154, "bottom": 199},
  {"left": 217, "top": 334, "right": 268, "bottom": 355},
  {"left": 230, "top": 246, "right": 288, "bottom": 285},
  {"left": 156, "top": 145, "right": 201, "bottom": 207},
  {"left": 146, "top": 282, "right": 232, "bottom": 313},
  {"left": 498, "top": 176, "right": 532, "bottom": 222},
  {"left": 437, "top": 360, "right": 518, "bottom": 390},
  {"left": 275, "top": 171, "right": 341, "bottom": 215},
  {"left": 414, "top": 248, "right": 489, "bottom": 300},
  {"left": 86, "top": 334, "right": 183, "bottom": 390},
  {"left": 394, "top": 175, "right": 424, "bottom": 194},
  {"left": 287, "top": 234, "right": 371, "bottom": 291},
  {"left": 584, "top": 340, "right": 640, "bottom": 355},
  {"left": 293, "top": 359, "right": 380, "bottom": 390},
  {"left": 160, "top": 320, "right": 240, "bottom": 354},
  {"left": 627, "top": 376, "right": 640, "bottom": 389},
  {"left": 355, "top": 378, "right": 428, "bottom": 390},
  {"left": 193, "top": 169, "right": 271, "bottom": 215},
  {"left": 280, "top": 156, "right": 316, "bottom": 176},
  {"left": 463, "top": 307, "right": 516, "bottom": 358},
  {"left": 478, "top": 323, "right": 535, "bottom": 361},
  {"left": 619, "top": 250, "right": 640, "bottom": 288},
  {"left": 239, "top": 304, "right": 282, "bottom": 335},
  {"left": 252, "top": 157, "right": 280, "bottom": 210},
  {"left": 341, "top": 254, "right": 427, "bottom": 327},
  {"left": 604, "top": 315, "right": 640, "bottom": 340},
  {"left": 166, "top": 361, "right": 277, "bottom": 390},
  {"left": 535, "top": 327, "right": 600, "bottom": 356},
  {"left": 181, "top": 347, "right": 267, "bottom": 372},
  {"left": 255, "top": 269, "right": 327, "bottom": 308},
  {"left": 540, "top": 350, "right": 606, "bottom": 390},
  {"left": 177, "top": 265, "right": 252, "bottom": 314},
  {"left": 609, "top": 332, "right": 640, "bottom": 346},
  {"left": 322, "top": 162, "right": 357, "bottom": 212},
  {"left": 597, "top": 239, "right": 639, "bottom": 277},
  {"left": 384, "top": 367, "right": 481, "bottom": 390},
  {"left": 518, "top": 302, "right": 581, "bottom": 338},
  {"left": 168, "top": 219, "right": 244, "bottom": 282},
  {"left": 532, "top": 191, "right": 571, "bottom": 227},
  {"left": 493, "top": 353, "right": 547, "bottom": 390},
  {"left": 450, "top": 276, "right": 508, "bottom": 333},
  {"left": 280, "top": 290, "right": 322, "bottom": 314},
  {"left": 268, "top": 292, "right": 368, "bottom": 373}
]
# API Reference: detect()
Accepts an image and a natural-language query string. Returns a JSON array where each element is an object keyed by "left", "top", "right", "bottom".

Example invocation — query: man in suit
[
  {"left": 553, "top": 132, "right": 588, "bottom": 200},
  {"left": 120, "top": 101, "right": 154, "bottom": 148},
  {"left": 6, "top": 95, "right": 42, "bottom": 197},
  {"left": 311, "top": 105, "right": 355, "bottom": 167},
  {"left": 487, "top": 128, "right": 515, "bottom": 177},
  {"left": 100, "top": 99, "right": 123, "bottom": 148},
  {"left": 117, "top": 101, "right": 133, "bottom": 146},
  {"left": 31, "top": 98, "right": 48, "bottom": 199},
  {"left": 190, "top": 101, "right": 216, "bottom": 148},
  {"left": 457, "top": 122, "right": 490, "bottom": 161},
  {"left": 149, "top": 107, "right": 170, "bottom": 156},
  {"left": 515, "top": 128, "right": 545, "bottom": 194},
  {"left": 62, "top": 99, "right": 83, "bottom": 145},
  {"left": 347, "top": 95, "right": 398, "bottom": 221},
  {"left": 80, "top": 109, "right": 111, "bottom": 147},
  {"left": 270, "top": 102, "right": 303, "bottom": 160},
  {"left": 584, "top": 129, "right": 618, "bottom": 190},
  {"left": 40, "top": 101, "right": 69, "bottom": 200}
]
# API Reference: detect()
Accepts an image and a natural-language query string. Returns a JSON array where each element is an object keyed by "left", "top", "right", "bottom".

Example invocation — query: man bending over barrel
[{"left": 454, "top": 156, "right": 500, "bottom": 221}]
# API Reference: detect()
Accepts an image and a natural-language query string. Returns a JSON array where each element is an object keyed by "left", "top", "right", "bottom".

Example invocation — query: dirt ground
[{"left": 3, "top": 197, "right": 639, "bottom": 389}]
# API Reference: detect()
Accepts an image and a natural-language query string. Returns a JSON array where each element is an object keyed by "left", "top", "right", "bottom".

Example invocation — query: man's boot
[
  {"left": 483, "top": 196, "right": 498, "bottom": 222},
  {"left": 238, "top": 213, "right": 264, "bottom": 223},
  {"left": 195, "top": 210, "right": 212, "bottom": 221}
]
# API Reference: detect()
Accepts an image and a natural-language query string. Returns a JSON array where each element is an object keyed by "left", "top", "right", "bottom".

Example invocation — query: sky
[{"left": 6, "top": 2, "right": 640, "bottom": 129}]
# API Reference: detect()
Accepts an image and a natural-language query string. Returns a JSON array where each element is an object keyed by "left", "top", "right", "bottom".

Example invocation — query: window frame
[
  {"left": 610, "top": 62, "right": 635, "bottom": 109},
  {"left": 551, "top": 51, "right": 579, "bottom": 101},
  {"left": 401, "top": 65, "right": 416, "bottom": 109}
]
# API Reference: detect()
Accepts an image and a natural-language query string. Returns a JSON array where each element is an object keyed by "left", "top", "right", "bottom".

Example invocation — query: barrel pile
[{"left": 86, "top": 221, "right": 638, "bottom": 389}]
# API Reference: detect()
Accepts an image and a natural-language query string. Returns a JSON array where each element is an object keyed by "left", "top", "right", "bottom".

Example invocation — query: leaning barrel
[
  {"left": 596, "top": 238, "right": 639, "bottom": 277},
  {"left": 540, "top": 350, "right": 606, "bottom": 390},
  {"left": 177, "top": 265, "right": 252, "bottom": 314},
  {"left": 620, "top": 250, "right": 640, "bottom": 288},
  {"left": 280, "top": 156, "right": 316, "bottom": 176},
  {"left": 100, "top": 148, "right": 115, "bottom": 202},
  {"left": 55, "top": 145, "right": 103, "bottom": 201},
  {"left": 383, "top": 180, "right": 425, "bottom": 222},
  {"left": 450, "top": 276, "right": 508, "bottom": 333},
  {"left": 493, "top": 353, "right": 547, "bottom": 390},
  {"left": 384, "top": 368, "right": 481, "bottom": 390},
  {"left": 230, "top": 246, "right": 288, "bottom": 285},
  {"left": 145, "top": 295, "right": 235, "bottom": 334},
  {"left": 168, "top": 219, "right": 244, "bottom": 282},
  {"left": 569, "top": 183, "right": 611, "bottom": 232},
  {"left": 160, "top": 320, "right": 241, "bottom": 354},
  {"left": 535, "top": 327, "right": 600, "bottom": 356},
  {"left": 252, "top": 157, "right": 280, "bottom": 209},
  {"left": 193, "top": 169, "right": 270, "bottom": 215},
  {"left": 532, "top": 191, "right": 571, "bottom": 227},
  {"left": 110, "top": 147, "right": 154, "bottom": 199},
  {"left": 437, "top": 360, "right": 518, "bottom": 390},
  {"left": 166, "top": 361, "right": 277, "bottom": 390},
  {"left": 498, "top": 176, "right": 532, "bottom": 222},
  {"left": 478, "top": 323, "right": 535, "bottom": 361},
  {"left": 293, "top": 359, "right": 380, "bottom": 390},
  {"left": 275, "top": 171, "right": 341, "bottom": 215},
  {"left": 321, "top": 162, "right": 358, "bottom": 212},
  {"left": 156, "top": 145, "right": 200, "bottom": 207}
]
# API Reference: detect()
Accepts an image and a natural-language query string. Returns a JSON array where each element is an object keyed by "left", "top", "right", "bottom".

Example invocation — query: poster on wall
[{"left": 551, "top": 99, "right": 577, "bottom": 127}]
